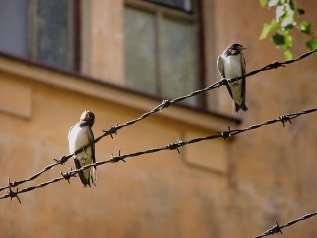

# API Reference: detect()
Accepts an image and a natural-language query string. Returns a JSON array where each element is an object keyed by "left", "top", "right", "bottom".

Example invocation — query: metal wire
[
  {"left": 0, "top": 49, "right": 316, "bottom": 194},
  {"left": 255, "top": 211, "right": 317, "bottom": 238},
  {"left": 1, "top": 107, "right": 317, "bottom": 202}
]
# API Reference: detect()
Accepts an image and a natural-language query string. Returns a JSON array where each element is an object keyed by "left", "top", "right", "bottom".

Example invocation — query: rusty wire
[
  {"left": 1, "top": 107, "right": 317, "bottom": 202},
  {"left": 0, "top": 49, "right": 316, "bottom": 194},
  {"left": 255, "top": 211, "right": 317, "bottom": 238}
]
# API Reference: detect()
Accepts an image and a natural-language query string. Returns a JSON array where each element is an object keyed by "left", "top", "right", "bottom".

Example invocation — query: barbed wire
[
  {"left": 0, "top": 49, "right": 315, "bottom": 194},
  {"left": 255, "top": 211, "right": 317, "bottom": 238},
  {"left": 1, "top": 107, "right": 317, "bottom": 202}
]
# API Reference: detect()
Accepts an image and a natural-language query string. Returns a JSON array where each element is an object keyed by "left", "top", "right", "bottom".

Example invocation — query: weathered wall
[
  {"left": 0, "top": 69, "right": 231, "bottom": 237},
  {"left": 210, "top": 0, "right": 317, "bottom": 237}
]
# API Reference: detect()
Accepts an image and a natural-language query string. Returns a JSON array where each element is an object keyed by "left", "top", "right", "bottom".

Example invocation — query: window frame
[
  {"left": 146, "top": 0, "right": 193, "bottom": 13},
  {"left": 124, "top": 0, "right": 207, "bottom": 108}
]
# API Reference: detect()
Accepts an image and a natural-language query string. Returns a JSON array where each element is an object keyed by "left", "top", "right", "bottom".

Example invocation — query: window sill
[{"left": 0, "top": 52, "right": 240, "bottom": 131}]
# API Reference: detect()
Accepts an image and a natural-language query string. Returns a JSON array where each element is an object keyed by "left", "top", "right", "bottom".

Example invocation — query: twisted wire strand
[
  {"left": 255, "top": 211, "right": 317, "bottom": 238},
  {"left": 2, "top": 107, "right": 317, "bottom": 201},
  {"left": 0, "top": 49, "right": 316, "bottom": 193}
]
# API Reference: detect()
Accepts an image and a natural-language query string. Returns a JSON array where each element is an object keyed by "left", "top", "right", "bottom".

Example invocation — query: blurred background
[{"left": 0, "top": 0, "right": 317, "bottom": 237}]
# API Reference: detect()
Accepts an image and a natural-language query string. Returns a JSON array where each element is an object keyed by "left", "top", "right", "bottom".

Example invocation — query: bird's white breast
[
  {"left": 68, "top": 124, "right": 90, "bottom": 154},
  {"left": 224, "top": 54, "right": 243, "bottom": 105},
  {"left": 223, "top": 54, "right": 242, "bottom": 79}
]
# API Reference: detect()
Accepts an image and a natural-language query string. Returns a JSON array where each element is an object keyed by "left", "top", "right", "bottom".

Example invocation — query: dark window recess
[
  {"left": 36, "top": 0, "right": 74, "bottom": 70},
  {"left": 124, "top": 8, "right": 157, "bottom": 94},
  {"left": 0, "top": 0, "right": 28, "bottom": 57},
  {"left": 0, "top": 0, "right": 79, "bottom": 71},
  {"left": 160, "top": 16, "right": 198, "bottom": 106},
  {"left": 146, "top": 0, "right": 192, "bottom": 11}
]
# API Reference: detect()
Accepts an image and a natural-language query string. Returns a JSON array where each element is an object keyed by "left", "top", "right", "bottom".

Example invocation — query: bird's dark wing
[
  {"left": 88, "top": 127, "right": 96, "bottom": 164},
  {"left": 218, "top": 55, "right": 233, "bottom": 99},
  {"left": 74, "top": 158, "right": 89, "bottom": 187},
  {"left": 240, "top": 53, "right": 248, "bottom": 110},
  {"left": 217, "top": 55, "right": 225, "bottom": 78},
  {"left": 88, "top": 127, "right": 97, "bottom": 186}
]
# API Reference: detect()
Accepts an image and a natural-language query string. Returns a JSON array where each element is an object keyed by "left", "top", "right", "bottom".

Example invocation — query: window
[
  {"left": 0, "top": 0, "right": 80, "bottom": 71},
  {"left": 124, "top": 0, "right": 203, "bottom": 107}
]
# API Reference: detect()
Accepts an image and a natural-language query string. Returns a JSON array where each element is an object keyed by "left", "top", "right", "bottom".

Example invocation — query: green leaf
[
  {"left": 299, "top": 21, "right": 311, "bottom": 34},
  {"left": 284, "top": 34, "right": 293, "bottom": 48},
  {"left": 260, "top": 23, "right": 272, "bottom": 39},
  {"left": 272, "top": 33, "right": 285, "bottom": 46},
  {"left": 278, "top": 34, "right": 292, "bottom": 50},
  {"left": 281, "top": 15, "right": 295, "bottom": 28},
  {"left": 260, "top": 20, "right": 279, "bottom": 39},
  {"left": 306, "top": 39, "right": 317, "bottom": 50},
  {"left": 283, "top": 24, "right": 294, "bottom": 31},
  {"left": 283, "top": 49, "right": 293, "bottom": 60},
  {"left": 268, "top": 0, "right": 280, "bottom": 7},
  {"left": 276, "top": 5, "right": 286, "bottom": 21},
  {"left": 288, "top": 0, "right": 295, "bottom": 10},
  {"left": 260, "top": 0, "right": 268, "bottom": 7},
  {"left": 280, "top": 4, "right": 295, "bottom": 28}
]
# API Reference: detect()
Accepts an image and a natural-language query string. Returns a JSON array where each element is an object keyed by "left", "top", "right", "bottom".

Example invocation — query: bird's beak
[{"left": 241, "top": 47, "right": 247, "bottom": 50}]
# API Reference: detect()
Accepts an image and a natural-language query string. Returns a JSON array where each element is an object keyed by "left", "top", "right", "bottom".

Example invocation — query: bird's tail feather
[
  {"left": 74, "top": 158, "right": 91, "bottom": 187},
  {"left": 241, "top": 103, "right": 248, "bottom": 111},
  {"left": 235, "top": 103, "right": 248, "bottom": 112},
  {"left": 90, "top": 166, "right": 97, "bottom": 187},
  {"left": 78, "top": 170, "right": 90, "bottom": 187}
]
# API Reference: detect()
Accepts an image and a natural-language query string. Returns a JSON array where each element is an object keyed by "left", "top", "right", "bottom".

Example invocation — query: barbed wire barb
[
  {"left": 1, "top": 107, "right": 317, "bottom": 201},
  {"left": 255, "top": 211, "right": 317, "bottom": 238},
  {"left": 7, "top": 178, "right": 21, "bottom": 204}
]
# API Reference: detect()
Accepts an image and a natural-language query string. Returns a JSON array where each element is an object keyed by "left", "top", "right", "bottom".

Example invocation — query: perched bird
[
  {"left": 68, "top": 110, "right": 96, "bottom": 187},
  {"left": 217, "top": 43, "right": 248, "bottom": 112}
]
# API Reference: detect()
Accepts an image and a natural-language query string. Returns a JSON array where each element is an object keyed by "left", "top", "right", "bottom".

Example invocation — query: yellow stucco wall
[
  {"left": 0, "top": 61, "right": 232, "bottom": 237},
  {"left": 209, "top": 1, "right": 317, "bottom": 238}
]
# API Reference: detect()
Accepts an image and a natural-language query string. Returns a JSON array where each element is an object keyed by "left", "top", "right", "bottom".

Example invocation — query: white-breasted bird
[
  {"left": 217, "top": 43, "right": 248, "bottom": 112},
  {"left": 68, "top": 110, "right": 96, "bottom": 187}
]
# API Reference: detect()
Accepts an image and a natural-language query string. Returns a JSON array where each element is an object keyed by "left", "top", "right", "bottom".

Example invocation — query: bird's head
[
  {"left": 80, "top": 109, "right": 95, "bottom": 127},
  {"left": 226, "top": 43, "right": 246, "bottom": 55}
]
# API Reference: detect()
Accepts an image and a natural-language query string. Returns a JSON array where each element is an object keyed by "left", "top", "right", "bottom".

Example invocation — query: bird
[
  {"left": 68, "top": 110, "right": 96, "bottom": 187},
  {"left": 217, "top": 43, "right": 248, "bottom": 112}
]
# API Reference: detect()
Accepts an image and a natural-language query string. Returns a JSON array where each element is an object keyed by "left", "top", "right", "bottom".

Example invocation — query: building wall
[
  {"left": 211, "top": 1, "right": 317, "bottom": 238},
  {"left": 0, "top": 55, "right": 233, "bottom": 238},
  {"left": 0, "top": 0, "right": 317, "bottom": 238}
]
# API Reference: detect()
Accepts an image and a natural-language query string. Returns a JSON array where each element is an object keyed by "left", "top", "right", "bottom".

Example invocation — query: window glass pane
[
  {"left": 37, "top": 0, "right": 73, "bottom": 70},
  {"left": 0, "top": 0, "right": 28, "bottom": 57},
  {"left": 160, "top": 17, "right": 199, "bottom": 106},
  {"left": 148, "top": 0, "right": 192, "bottom": 11},
  {"left": 124, "top": 7, "right": 157, "bottom": 94}
]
